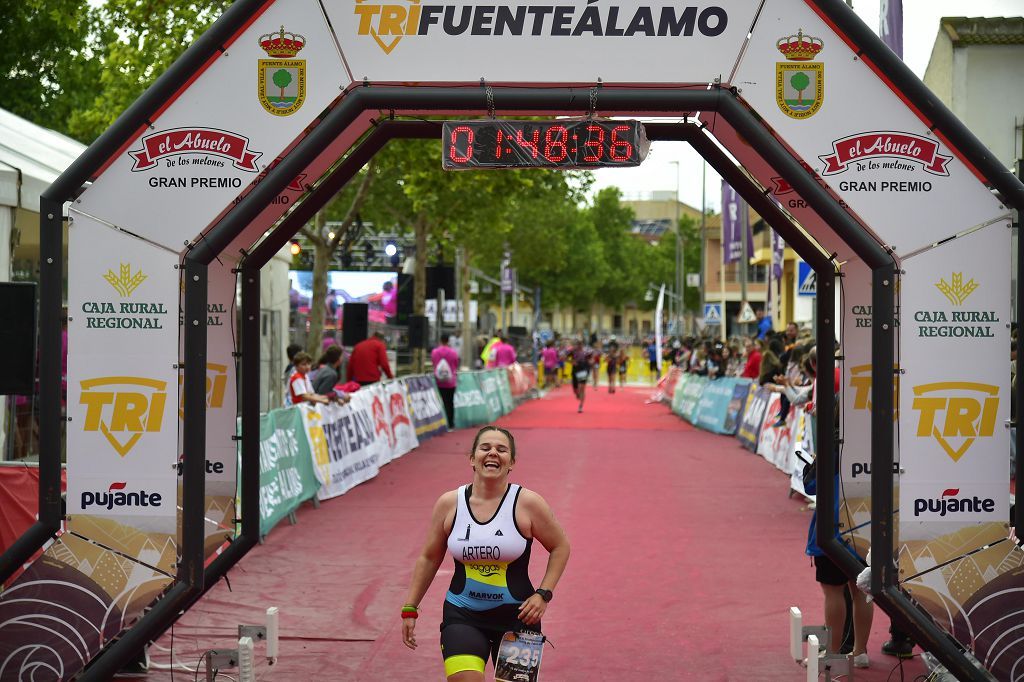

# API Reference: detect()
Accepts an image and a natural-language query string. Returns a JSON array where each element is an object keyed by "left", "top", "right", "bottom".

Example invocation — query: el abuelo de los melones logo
[
  {"left": 353, "top": 0, "right": 730, "bottom": 55},
  {"left": 775, "top": 28, "right": 824, "bottom": 120},
  {"left": 128, "top": 127, "right": 262, "bottom": 190},
  {"left": 819, "top": 131, "right": 952, "bottom": 195}
]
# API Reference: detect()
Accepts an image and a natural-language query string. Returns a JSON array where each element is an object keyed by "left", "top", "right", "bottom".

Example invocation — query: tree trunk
[
  {"left": 412, "top": 215, "right": 428, "bottom": 373},
  {"left": 460, "top": 246, "right": 473, "bottom": 369},
  {"left": 305, "top": 211, "right": 328, "bottom": 358}
]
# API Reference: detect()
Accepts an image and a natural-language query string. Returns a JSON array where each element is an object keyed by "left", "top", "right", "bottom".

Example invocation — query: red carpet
[{"left": 137, "top": 386, "right": 926, "bottom": 681}]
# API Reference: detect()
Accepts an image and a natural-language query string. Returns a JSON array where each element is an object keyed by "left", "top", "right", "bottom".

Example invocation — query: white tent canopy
[{"left": 0, "top": 107, "right": 85, "bottom": 214}]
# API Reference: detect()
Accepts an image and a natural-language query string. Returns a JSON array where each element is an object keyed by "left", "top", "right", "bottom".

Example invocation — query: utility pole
[
  {"left": 500, "top": 248, "right": 510, "bottom": 332},
  {"left": 700, "top": 159, "right": 708, "bottom": 340},
  {"left": 671, "top": 161, "right": 682, "bottom": 336}
]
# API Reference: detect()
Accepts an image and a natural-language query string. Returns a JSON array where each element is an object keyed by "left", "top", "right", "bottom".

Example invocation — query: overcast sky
[{"left": 590, "top": 0, "right": 1024, "bottom": 213}]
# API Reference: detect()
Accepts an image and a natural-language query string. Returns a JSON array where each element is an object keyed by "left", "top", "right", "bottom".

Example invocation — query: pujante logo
[
  {"left": 129, "top": 128, "right": 262, "bottom": 172},
  {"left": 775, "top": 28, "right": 824, "bottom": 119},
  {"left": 936, "top": 272, "right": 979, "bottom": 306},
  {"left": 80, "top": 376, "right": 169, "bottom": 456},
  {"left": 258, "top": 26, "right": 307, "bottom": 116},
  {"left": 104, "top": 264, "right": 147, "bottom": 297},
  {"left": 820, "top": 132, "right": 952, "bottom": 176},
  {"left": 912, "top": 381, "right": 999, "bottom": 462}
]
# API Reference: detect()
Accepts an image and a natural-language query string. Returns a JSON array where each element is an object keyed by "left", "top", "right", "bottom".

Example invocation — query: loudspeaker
[
  {"left": 0, "top": 283, "right": 37, "bottom": 395},
  {"left": 341, "top": 302, "right": 368, "bottom": 346},
  {"left": 426, "top": 266, "right": 455, "bottom": 298},
  {"left": 396, "top": 273, "right": 413, "bottom": 325},
  {"left": 507, "top": 326, "right": 528, "bottom": 338},
  {"left": 408, "top": 315, "right": 429, "bottom": 349}
]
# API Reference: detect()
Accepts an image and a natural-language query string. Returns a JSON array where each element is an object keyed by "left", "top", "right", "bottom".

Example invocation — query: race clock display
[{"left": 442, "top": 119, "right": 649, "bottom": 170}]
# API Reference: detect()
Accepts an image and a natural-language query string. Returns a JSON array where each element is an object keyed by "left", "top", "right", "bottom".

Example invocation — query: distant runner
[{"left": 571, "top": 339, "right": 592, "bottom": 413}]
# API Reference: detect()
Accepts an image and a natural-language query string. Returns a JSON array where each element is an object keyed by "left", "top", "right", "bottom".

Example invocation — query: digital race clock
[{"left": 441, "top": 119, "right": 649, "bottom": 170}]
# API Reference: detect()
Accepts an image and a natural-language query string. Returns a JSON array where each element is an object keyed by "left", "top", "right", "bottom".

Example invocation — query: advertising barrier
[
  {"left": 303, "top": 388, "right": 386, "bottom": 501},
  {"left": 256, "top": 407, "right": 320, "bottom": 537},
  {"left": 736, "top": 386, "right": 771, "bottom": 452},
  {"left": 679, "top": 375, "right": 708, "bottom": 424},
  {"left": 695, "top": 378, "right": 750, "bottom": 435},
  {"left": 723, "top": 381, "right": 753, "bottom": 436},
  {"left": 454, "top": 372, "right": 493, "bottom": 428},
  {"left": 405, "top": 375, "right": 449, "bottom": 439}
]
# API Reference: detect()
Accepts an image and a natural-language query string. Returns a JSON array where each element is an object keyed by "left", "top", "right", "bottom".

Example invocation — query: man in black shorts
[{"left": 570, "top": 339, "right": 591, "bottom": 413}]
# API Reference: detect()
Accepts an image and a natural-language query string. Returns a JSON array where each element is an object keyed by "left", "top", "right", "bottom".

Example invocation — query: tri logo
[
  {"left": 911, "top": 381, "right": 999, "bottom": 462},
  {"left": 80, "top": 377, "right": 169, "bottom": 456}
]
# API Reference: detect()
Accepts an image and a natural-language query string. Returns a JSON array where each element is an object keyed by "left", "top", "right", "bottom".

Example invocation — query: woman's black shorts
[
  {"left": 814, "top": 554, "right": 853, "bottom": 586},
  {"left": 439, "top": 601, "right": 540, "bottom": 667}
]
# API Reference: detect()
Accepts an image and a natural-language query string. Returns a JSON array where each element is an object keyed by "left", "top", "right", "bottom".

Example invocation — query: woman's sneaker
[{"left": 853, "top": 653, "right": 870, "bottom": 668}]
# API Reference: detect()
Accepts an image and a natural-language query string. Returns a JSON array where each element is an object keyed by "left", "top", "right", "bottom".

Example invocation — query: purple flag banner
[
  {"left": 771, "top": 229, "right": 785, "bottom": 281},
  {"left": 879, "top": 0, "right": 903, "bottom": 58},
  {"left": 722, "top": 181, "right": 752, "bottom": 264}
]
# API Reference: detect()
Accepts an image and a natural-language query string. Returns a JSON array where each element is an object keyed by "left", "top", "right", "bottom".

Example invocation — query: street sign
[
  {"left": 798, "top": 261, "right": 817, "bottom": 297},
  {"left": 738, "top": 301, "right": 757, "bottom": 323},
  {"left": 703, "top": 303, "right": 722, "bottom": 325},
  {"left": 686, "top": 273, "right": 701, "bottom": 288},
  {"left": 501, "top": 266, "right": 514, "bottom": 293}
]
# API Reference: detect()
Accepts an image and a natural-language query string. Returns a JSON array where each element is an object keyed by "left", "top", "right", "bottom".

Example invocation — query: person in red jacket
[
  {"left": 741, "top": 338, "right": 762, "bottom": 379},
  {"left": 346, "top": 331, "right": 394, "bottom": 386}
]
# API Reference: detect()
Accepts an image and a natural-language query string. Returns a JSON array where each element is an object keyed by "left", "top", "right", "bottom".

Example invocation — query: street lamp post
[{"left": 670, "top": 160, "right": 683, "bottom": 335}]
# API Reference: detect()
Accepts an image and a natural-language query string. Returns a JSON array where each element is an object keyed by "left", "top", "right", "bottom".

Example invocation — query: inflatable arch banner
[{"left": 1, "top": 0, "right": 1022, "bottom": 679}]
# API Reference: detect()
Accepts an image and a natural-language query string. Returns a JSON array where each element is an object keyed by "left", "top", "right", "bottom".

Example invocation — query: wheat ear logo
[
  {"left": 104, "top": 264, "right": 147, "bottom": 297},
  {"left": 935, "top": 272, "right": 979, "bottom": 306}
]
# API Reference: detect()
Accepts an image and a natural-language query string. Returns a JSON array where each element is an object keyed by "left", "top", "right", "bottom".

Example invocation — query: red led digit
[
  {"left": 494, "top": 128, "right": 504, "bottom": 159},
  {"left": 544, "top": 125, "right": 568, "bottom": 162},
  {"left": 610, "top": 125, "right": 634, "bottom": 162},
  {"left": 516, "top": 128, "right": 540, "bottom": 159},
  {"left": 583, "top": 124, "right": 604, "bottom": 162},
  {"left": 449, "top": 125, "right": 474, "bottom": 163}
]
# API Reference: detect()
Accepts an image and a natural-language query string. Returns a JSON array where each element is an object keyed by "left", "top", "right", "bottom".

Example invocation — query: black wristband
[{"left": 535, "top": 588, "right": 553, "bottom": 602}]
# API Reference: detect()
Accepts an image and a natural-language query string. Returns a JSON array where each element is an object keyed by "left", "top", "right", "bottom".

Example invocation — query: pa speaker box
[
  {"left": 341, "top": 302, "right": 368, "bottom": 346},
  {"left": 396, "top": 273, "right": 413, "bottom": 325},
  {"left": 408, "top": 315, "right": 429, "bottom": 349},
  {"left": 426, "top": 266, "right": 455, "bottom": 298},
  {"left": 507, "top": 326, "right": 528, "bottom": 338},
  {"left": 0, "top": 283, "right": 37, "bottom": 395}
]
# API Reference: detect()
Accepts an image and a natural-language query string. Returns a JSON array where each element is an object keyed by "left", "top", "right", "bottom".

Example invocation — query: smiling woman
[{"left": 400, "top": 425, "right": 571, "bottom": 682}]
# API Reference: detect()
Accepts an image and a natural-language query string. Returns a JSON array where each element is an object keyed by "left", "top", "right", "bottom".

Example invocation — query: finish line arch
[{"left": 2, "top": 1, "right": 1022, "bottom": 680}]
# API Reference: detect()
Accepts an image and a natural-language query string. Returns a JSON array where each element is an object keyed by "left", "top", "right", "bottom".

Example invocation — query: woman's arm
[
  {"left": 402, "top": 491, "right": 455, "bottom": 649},
  {"left": 516, "top": 490, "right": 570, "bottom": 626}
]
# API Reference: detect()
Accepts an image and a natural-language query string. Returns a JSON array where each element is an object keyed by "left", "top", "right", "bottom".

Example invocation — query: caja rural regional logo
[
  {"left": 935, "top": 272, "right": 978, "bottom": 306},
  {"left": 104, "top": 264, "right": 146, "bottom": 297},
  {"left": 775, "top": 28, "right": 824, "bottom": 119},
  {"left": 258, "top": 26, "right": 307, "bottom": 116},
  {"left": 80, "top": 377, "right": 169, "bottom": 456},
  {"left": 912, "top": 382, "right": 999, "bottom": 462}
]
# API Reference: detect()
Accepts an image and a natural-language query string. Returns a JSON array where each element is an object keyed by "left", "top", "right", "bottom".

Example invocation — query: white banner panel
[
  {"left": 76, "top": 0, "right": 350, "bottom": 251},
  {"left": 66, "top": 213, "right": 180, "bottom": 527},
  {"left": 304, "top": 388, "right": 387, "bottom": 499},
  {"left": 378, "top": 380, "right": 419, "bottom": 463},
  {"left": 326, "top": 0, "right": 757, "bottom": 84},
  {"left": 899, "top": 223, "right": 1011, "bottom": 538},
  {"left": 733, "top": 0, "right": 1009, "bottom": 256}
]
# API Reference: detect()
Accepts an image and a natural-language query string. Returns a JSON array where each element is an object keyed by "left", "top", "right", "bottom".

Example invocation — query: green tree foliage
[
  {"left": 68, "top": 0, "right": 231, "bottom": 142},
  {"left": 272, "top": 69, "right": 292, "bottom": 101},
  {"left": 0, "top": 0, "right": 98, "bottom": 135},
  {"left": 790, "top": 71, "right": 810, "bottom": 104}
]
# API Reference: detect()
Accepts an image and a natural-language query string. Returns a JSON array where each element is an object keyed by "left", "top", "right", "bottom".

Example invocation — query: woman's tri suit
[{"left": 440, "top": 483, "right": 537, "bottom": 676}]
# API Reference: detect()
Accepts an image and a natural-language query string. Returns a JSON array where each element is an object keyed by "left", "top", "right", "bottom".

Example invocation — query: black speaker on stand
[
  {"left": 0, "top": 283, "right": 37, "bottom": 395},
  {"left": 396, "top": 273, "right": 413, "bottom": 326},
  {"left": 341, "top": 302, "right": 369, "bottom": 346},
  {"left": 408, "top": 315, "right": 429, "bottom": 349}
]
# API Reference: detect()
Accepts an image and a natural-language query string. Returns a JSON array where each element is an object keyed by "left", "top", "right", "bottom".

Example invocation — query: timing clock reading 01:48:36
[{"left": 441, "top": 119, "right": 650, "bottom": 170}]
